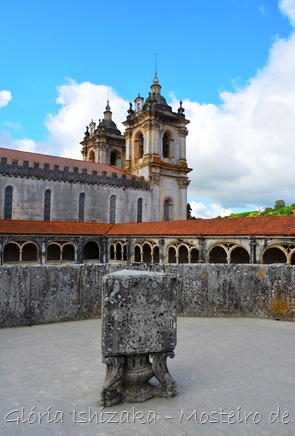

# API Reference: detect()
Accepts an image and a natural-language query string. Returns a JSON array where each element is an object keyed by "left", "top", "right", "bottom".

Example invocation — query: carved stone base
[{"left": 101, "top": 351, "right": 176, "bottom": 406}]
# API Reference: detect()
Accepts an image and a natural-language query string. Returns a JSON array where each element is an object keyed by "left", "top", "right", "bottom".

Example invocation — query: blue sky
[{"left": 1, "top": 0, "right": 295, "bottom": 218}]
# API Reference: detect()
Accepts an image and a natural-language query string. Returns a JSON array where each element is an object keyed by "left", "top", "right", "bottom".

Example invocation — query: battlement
[{"left": 0, "top": 157, "right": 149, "bottom": 190}]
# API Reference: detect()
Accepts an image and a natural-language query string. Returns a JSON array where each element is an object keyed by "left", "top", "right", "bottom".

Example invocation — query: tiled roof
[
  {"left": 0, "top": 220, "right": 113, "bottom": 235},
  {"left": 1, "top": 215, "right": 295, "bottom": 237},
  {"left": 108, "top": 215, "right": 295, "bottom": 236},
  {"left": 0, "top": 147, "right": 129, "bottom": 178}
]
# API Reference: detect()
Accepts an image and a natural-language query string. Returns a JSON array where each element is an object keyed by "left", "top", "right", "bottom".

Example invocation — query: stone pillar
[
  {"left": 101, "top": 270, "right": 177, "bottom": 406},
  {"left": 250, "top": 237, "right": 257, "bottom": 264}
]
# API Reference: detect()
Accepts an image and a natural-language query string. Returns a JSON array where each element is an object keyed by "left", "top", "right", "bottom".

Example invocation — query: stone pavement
[{"left": 0, "top": 317, "right": 294, "bottom": 436}]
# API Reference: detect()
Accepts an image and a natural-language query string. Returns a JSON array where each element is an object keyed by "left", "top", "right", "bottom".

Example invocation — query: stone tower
[
  {"left": 81, "top": 101, "right": 125, "bottom": 169},
  {"left": 123, "top": 74, "right": 191, "bottom": 221}
]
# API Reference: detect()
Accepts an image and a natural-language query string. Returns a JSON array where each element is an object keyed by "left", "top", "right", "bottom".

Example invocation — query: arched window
[
  {"left": 135, "top": 133, "right": 144, "bottom": 160},
  {"left": 79, "top": 193, "right": 85, "bottom": 222},
  {"left": 137, "top": 198, "right": 143, "bottom": 223},
  {"left": 162, "top": 133, "right": 170, "bottom": 158},
  {"left": 44, "top": 189, "right": 51, "bottom": 221},
  {"left": 4, "top": 186, "right": 13, "bottom": 219},
  {"left": 109, "top": 195, "right": 116, "bottom": 223},
  {"left": 89, "top": 150, "right": 95, "bottom": 162},
  {"left": 163, "top": 198, "right": 173, "bottom": 221},
  {"left": 110, "top": 150, "right": 121, "bottom": 167}
]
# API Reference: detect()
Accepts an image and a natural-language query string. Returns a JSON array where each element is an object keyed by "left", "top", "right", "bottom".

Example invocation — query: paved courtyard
[{"left": 0, "top": 317, "right": 294, "bottom": 435}]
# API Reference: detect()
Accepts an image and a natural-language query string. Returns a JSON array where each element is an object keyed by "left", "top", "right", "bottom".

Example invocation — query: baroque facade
[{"left": 0, "top": 74, "right": 191, "bottom": 225}]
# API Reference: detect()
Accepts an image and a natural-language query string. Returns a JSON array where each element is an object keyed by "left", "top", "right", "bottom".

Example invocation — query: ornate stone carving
[
  {"left": 177, "top": 177, "right": 191, "bottom": 188},
  {"left": 101, "top": 270, "right": 177, "bottom": 406},
  {"left": 149, "top": 173, "right": 161, "bottom": 185}
]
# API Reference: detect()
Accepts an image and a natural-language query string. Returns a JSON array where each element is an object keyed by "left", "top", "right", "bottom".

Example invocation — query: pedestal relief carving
[{"left": 101, "top": 270, "right": 177, "bottom": 406}]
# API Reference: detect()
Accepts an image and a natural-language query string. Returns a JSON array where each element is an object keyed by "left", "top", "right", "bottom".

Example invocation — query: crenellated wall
[{"left": 0, "top": 263, "right": 294, "bottom": 328}]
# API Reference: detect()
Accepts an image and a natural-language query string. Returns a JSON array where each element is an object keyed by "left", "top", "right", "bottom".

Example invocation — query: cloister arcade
[{"left": 1, "top": 237, "right": 295, "bottom": 265}]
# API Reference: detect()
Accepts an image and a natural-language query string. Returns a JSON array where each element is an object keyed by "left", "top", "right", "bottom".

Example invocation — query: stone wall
[{"left": 1, "top": 263, "right": 294, "bottom": 328}]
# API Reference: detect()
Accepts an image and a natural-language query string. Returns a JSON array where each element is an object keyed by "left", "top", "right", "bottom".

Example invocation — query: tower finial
[{"left": 155, "top": 52, "right": 158, "bottom": 78}]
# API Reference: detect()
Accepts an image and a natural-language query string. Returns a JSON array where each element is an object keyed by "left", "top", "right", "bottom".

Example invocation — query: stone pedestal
[{"left": 101, "top": 270, "right": 177, "bottom": 406}]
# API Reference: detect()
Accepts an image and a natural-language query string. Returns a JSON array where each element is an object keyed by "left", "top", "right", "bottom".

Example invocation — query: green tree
[{"left": 274, "top": 200, "right": 285, "bottom": 210}]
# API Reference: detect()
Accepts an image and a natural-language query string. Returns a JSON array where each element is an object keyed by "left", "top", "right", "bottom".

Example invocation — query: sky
[{"left": 1, "top": 0, "right": 295, "bottom": 218}]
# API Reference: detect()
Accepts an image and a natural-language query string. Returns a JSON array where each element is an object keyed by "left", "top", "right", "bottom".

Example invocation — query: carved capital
[{"left": 177, "top": 177, "right": 190, "bottom": 188}]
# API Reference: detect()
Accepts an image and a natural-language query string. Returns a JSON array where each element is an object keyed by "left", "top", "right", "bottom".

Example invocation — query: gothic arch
[
  {"left": 178, "top": 244, "right": 189, "bottom": 263},
  {"left": 190, "top": 247, "right": 199, "bottom": 263},
  {"left": 110, "top": 241, "right": 127, "bottom": 261}
]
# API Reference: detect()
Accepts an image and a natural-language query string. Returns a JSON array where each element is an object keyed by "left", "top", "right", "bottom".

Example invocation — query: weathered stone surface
[
  {"left": 102, "top": 270, "right": 177, "bottom": 356},
  {"left": 101, "top": 270, "right": 177, "bottom": 406},
  {"left": 1, "top": 264, "right": 295, "bottom": 328}
]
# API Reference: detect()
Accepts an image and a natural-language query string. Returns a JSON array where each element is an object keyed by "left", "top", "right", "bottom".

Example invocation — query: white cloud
[
  {"left": 0, "top": 90, "right": 12, "bottom": 108},
  {"left": 45, "top": 79, "right": 128, "bottom": 159},
  {"left": 170, "top": 2, "right": 295, "bottom": 210},
  {"left": 0, "top": 130, "right": 37, "bottom": 152},
  {"left": 190, "top": 201, "right": 232, "bottom": 219},
  {"left": 280, "top": 0, "right": 295, "bottom": 26}
]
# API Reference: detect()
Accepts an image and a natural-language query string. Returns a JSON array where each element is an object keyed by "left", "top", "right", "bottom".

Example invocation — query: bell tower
[
  {"left": 123, "top": 74, "right": 191, "bottom": 221},
  {"left": 81, "top": 101, "right": 125, "bottom": 168}
]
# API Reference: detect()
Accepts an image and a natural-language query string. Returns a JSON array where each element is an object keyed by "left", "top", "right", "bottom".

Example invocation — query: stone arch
[
  {"left": 190, "top": 248, "right": 199, "bottom": 263},
  {"left": 47, "top": 243, "right": 61, "bottom": 262},
  {"left": 153, "top": 246, "right": 160, "bottom": 264},
  {"left": 3, "top": 241, "right": 20, "bottom": 263},
  {"left": 178, "top": 244, "right": 189, "bottom": 263},
  {"left": 83, "top": 240, "right": 100, "bottom": 262},
  {"left": 168, "top": 246, "right": 177, "bottom": 263},
  {"left": 209, "top": 245, "right": 227, "bottom": 263},
  {"left": 229, "top": 246, "right": 250, "bottom": 264},
  {"left": 22, "top": 242, "right": 38, "bottom": 262},
  {"left": 263, "top": 246, "right": 287, "bottom": 264},
  {"left": 142, "top": 243, "right": 152, "bottom": 264},
  {"left": 62, "top": 243, "right": 75, "bottom": 261},
  {"left": 163, "top": 197, "right": 174, "bottom": 221},
  {"left": 134, "top": 245, "right": 141, "bottom": 263},
  {"left": 290, "top": 248, "right": 295, "bottom": 265},
  {"left": 110, "top": 149, "right": 122, "bottom": 167}
]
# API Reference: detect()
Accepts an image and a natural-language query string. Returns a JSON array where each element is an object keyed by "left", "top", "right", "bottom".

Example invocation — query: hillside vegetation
[{"left": 225, "top": 200, "right": 295, "bottom": 218}]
